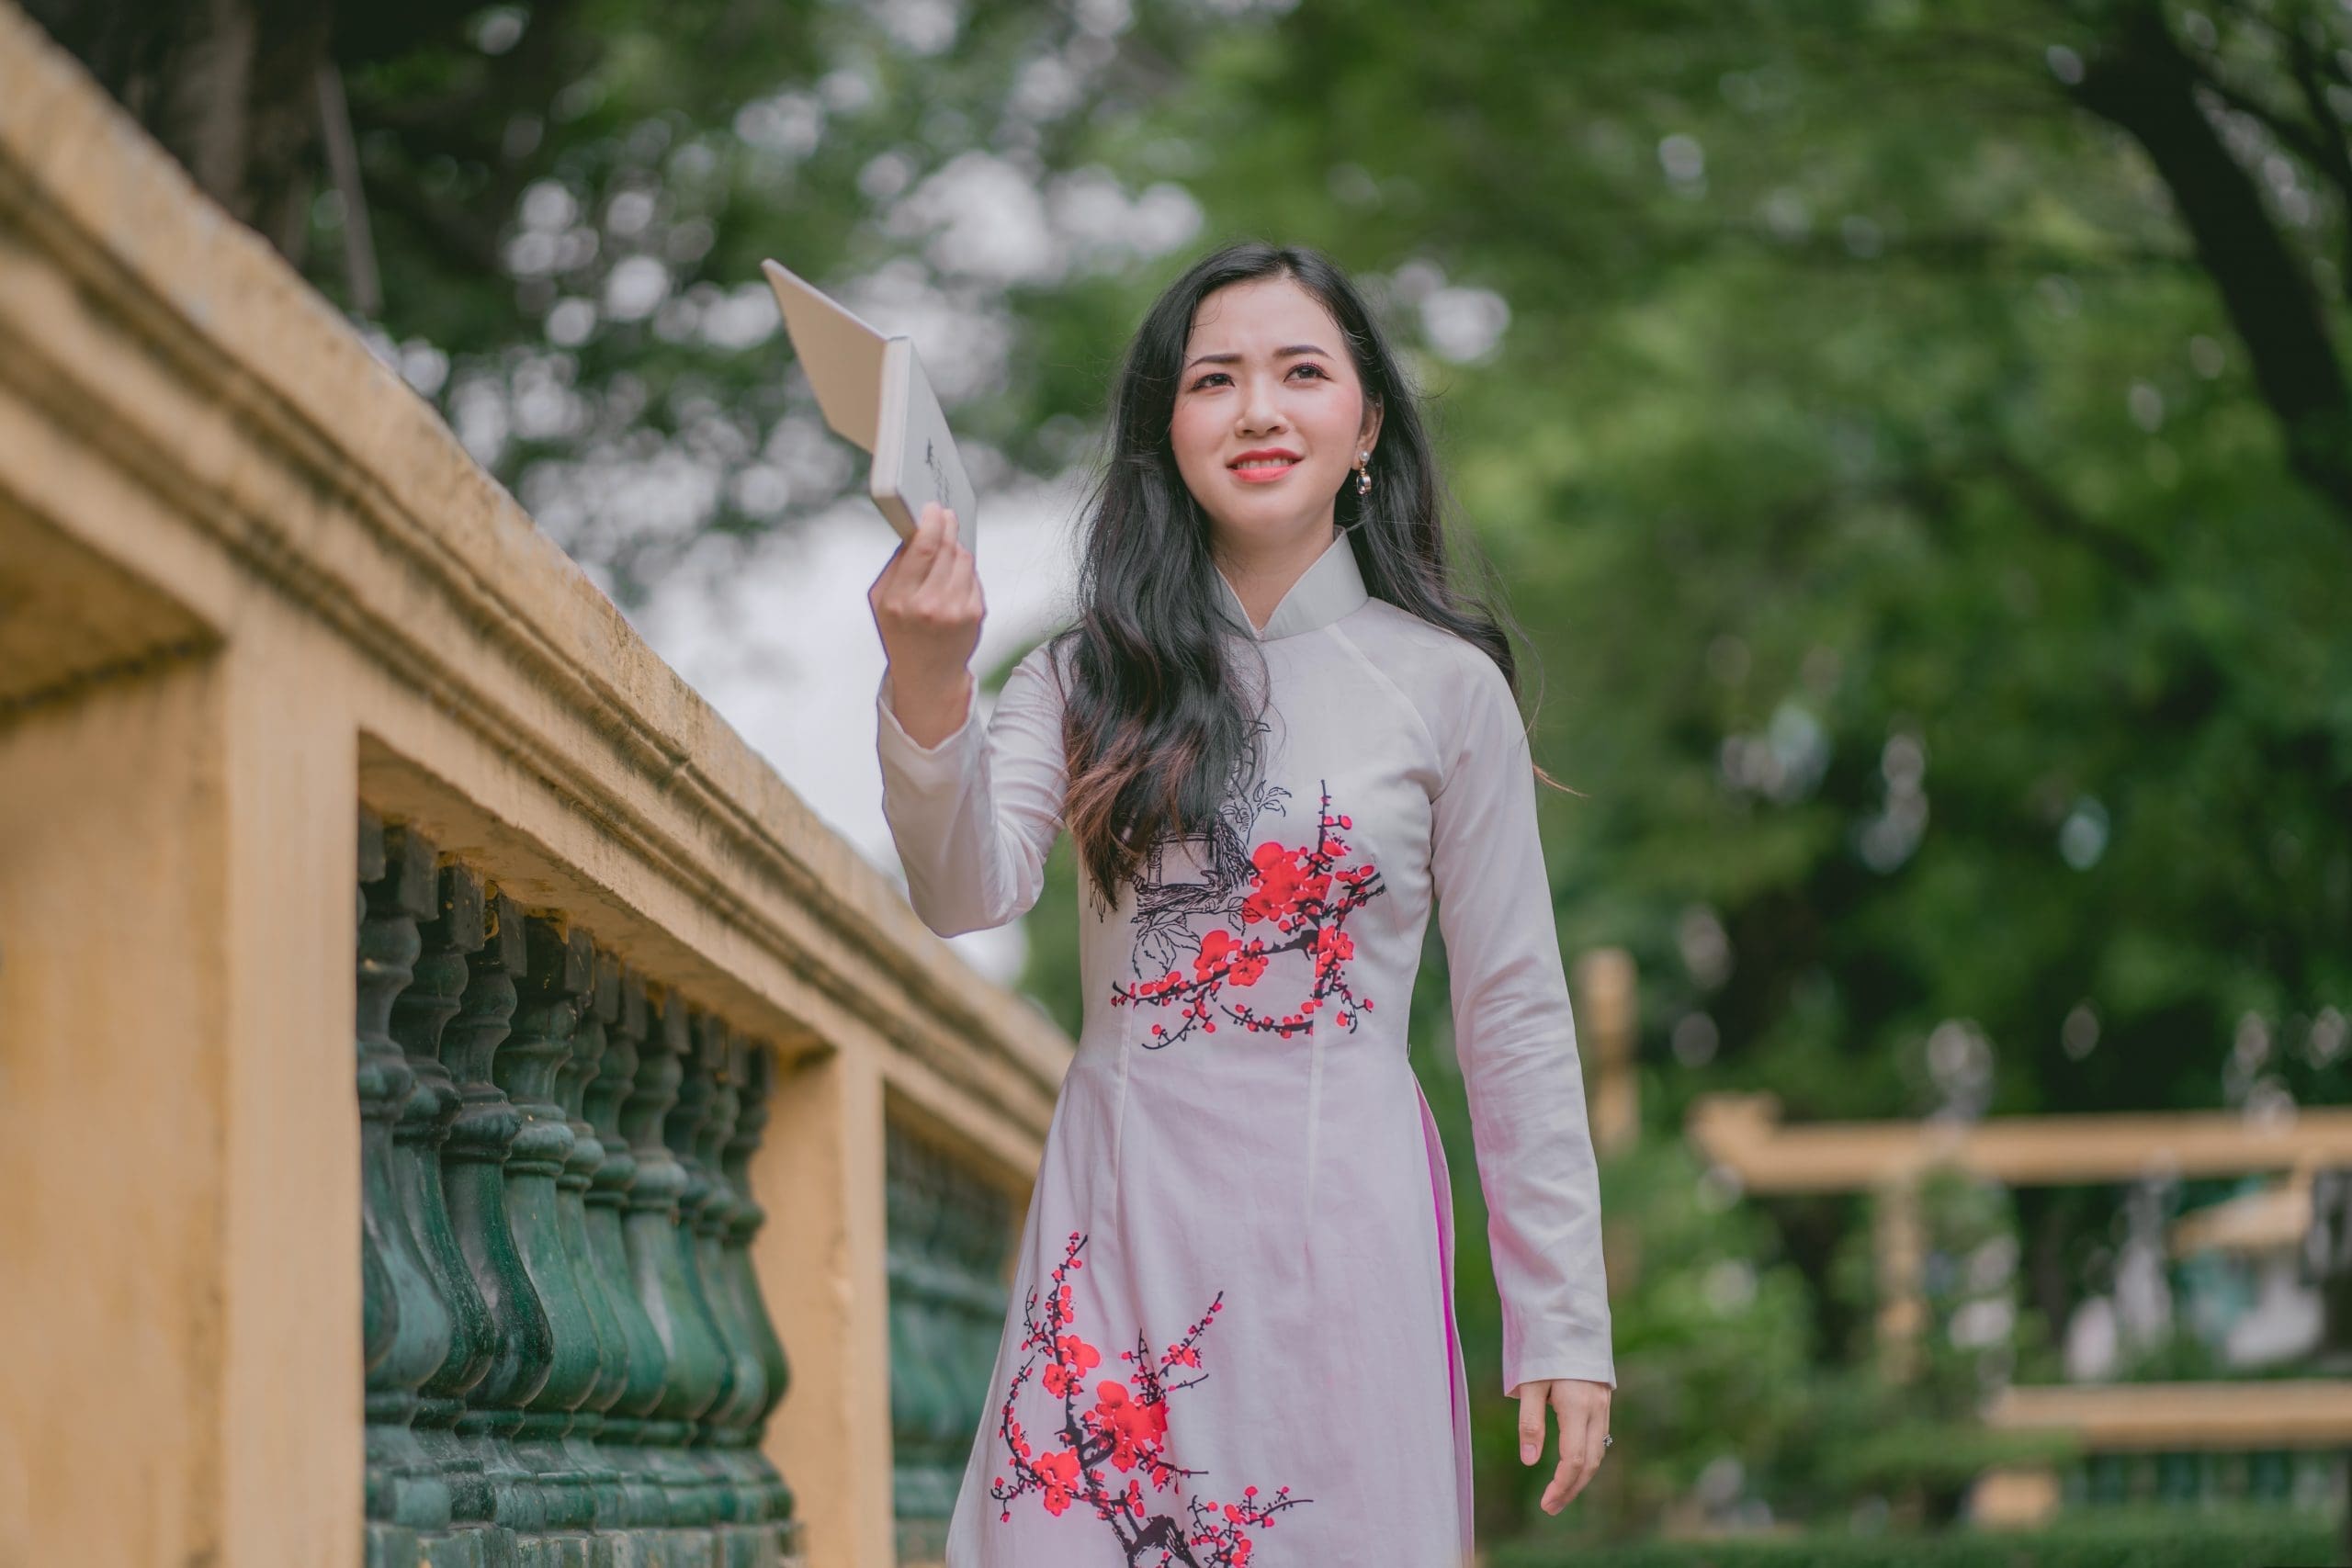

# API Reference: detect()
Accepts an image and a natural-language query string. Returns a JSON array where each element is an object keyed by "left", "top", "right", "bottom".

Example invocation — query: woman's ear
[{"left": 1358, "top": 396, "right": 1385, "bottom": 457}]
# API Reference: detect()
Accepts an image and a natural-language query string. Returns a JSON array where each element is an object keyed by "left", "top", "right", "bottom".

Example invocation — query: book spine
[{"left": 869, "top": 337, "right": 916, "bottom": 541}]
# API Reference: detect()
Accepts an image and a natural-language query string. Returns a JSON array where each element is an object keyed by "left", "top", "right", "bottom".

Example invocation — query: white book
[{"left": 761, "top": 259, "right": 978, "bottom": 550}]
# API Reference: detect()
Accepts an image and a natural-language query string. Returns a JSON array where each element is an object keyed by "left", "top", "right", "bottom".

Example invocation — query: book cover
[{"left": 761, "top": 259, "right": 978, "bottom": 549}]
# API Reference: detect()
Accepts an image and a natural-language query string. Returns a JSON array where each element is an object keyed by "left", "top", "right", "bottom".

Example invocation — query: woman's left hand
[{"left": 1511, "top": 1376, "right": 1612, "bottom": 1514}]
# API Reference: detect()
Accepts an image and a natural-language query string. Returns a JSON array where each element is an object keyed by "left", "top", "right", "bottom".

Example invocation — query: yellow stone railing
[{"left": 0, "top": 8, "right": 1069, "bottom": 1565}]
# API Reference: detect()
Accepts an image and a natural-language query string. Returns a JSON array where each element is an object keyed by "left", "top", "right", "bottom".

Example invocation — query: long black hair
[{"left": 1048, "top": 239, "right": 1542, "bottom": 913}]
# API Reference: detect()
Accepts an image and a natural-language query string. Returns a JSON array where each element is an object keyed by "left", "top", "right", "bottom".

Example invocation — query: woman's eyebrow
[{"left": 1182, "top": 344, "right": 1333, "bottom": 371}]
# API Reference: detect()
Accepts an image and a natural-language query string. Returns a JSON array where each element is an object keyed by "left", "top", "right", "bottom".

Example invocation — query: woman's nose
[{"left": 1237, "top": 376, "right": 1283, "bottom": 434}]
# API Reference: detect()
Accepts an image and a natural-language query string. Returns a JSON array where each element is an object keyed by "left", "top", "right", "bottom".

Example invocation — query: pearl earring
[{"left": 1354, "top": 451, "right": 1373, "bottom": 499}]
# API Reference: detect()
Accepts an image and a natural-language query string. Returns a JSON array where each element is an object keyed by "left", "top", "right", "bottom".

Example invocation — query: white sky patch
[
  {"left": 1047, "top": 166, "right": 1204, "bottom": 272},
  {"left": 890, "top": 150, "right": 1067, "bottom": 286},
  {"left": 605, "top": 187, "right": 657, "bottom": 238},
  {"left": 603, "top": 254, "right": 672, "bottom": 321},
  {"left": 511, "top": 355, "right": 588, "bottom": 440},
  {"left": 888, "top": 153, "right": 1204, "bottom": 301},
  {"left": 546, "top": 297, "right": 597, "bottom": 347},
  {"left": 1048, "top": 166, "right": 1136, "bottom": 246},
  {"left": 763, "top": 411, "right": 859, "bottom": 496},
  {"left": 526, "top": 440, "right": 727, "bottom": 555},
  {"left": 733, "top": 91, "right": 825, "bottom": 159},
  {"left": 1419, "top": 284, "right": 1510, "bottom": 363},
  {"left": 699, "top": 281, "right": 782, "bottom": 350},
  {"left": 451, "top": 372, "right": 511, "bottom": 467},
  {"left": 860, "top": 150, "right": 918, "bottom": 203},
  {"left": 1387, "top": 257, "right": 1445, "bottom": 304},
  {"left": 1011, "top": 54, "right": 1084, "bottom": 122},
  {"left": 837, "top": 256, "right": 1017, "bottom": 405},
  {"left": 623, "top": 473, "right": 1090, "bottom": 987},
  {"left": 521, "top": 179, "right": 580, "bottom": 231},
  {"left": 1385, "top": 258, "right": 1511, "bottom": 363},
  {"left": 877, "top": 0, "right": 962, "bottom": 54},
  {"left": 819, "top": 67, "right": 875, "bottom": 114},
  {"left": 1658, "top": 131, "right": 1706, "bottom": 185}
]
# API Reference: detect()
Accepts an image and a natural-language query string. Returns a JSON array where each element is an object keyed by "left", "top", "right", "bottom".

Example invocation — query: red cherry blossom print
[
  {"left": 1036, "top": 1448, "right": 1084, "bottom": 1516},
  {"left": 1044, "top": 1333, "right": 1102, "bottom": 1397},
  {"left": 1112, "top": 780, "right": 1386, "bottom": 1050},
  {"left": 989, "top": 1232, "right": 1311, "bottom": 1563}
]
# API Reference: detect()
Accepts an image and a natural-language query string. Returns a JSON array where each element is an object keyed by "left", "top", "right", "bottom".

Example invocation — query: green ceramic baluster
[
  {"left": 950, "top": 1159, "right": 1013, "bottom": 1533},
  {"left": 722, "top": 1045, "right": 797, "bottom": 1551},
  {"left": 371, "top": 827, "right": 497, "bottom": 1568},
  {"left": 884, "top": 1128, "right": 959, "bottom": 1561},
  {"left": 713, "top": 1030, "right": 790, "bottom": 1563},
  {"left": 885, "top": 1124, "right": 1014, "bottom": 1559},
  {"left": 884, "top": 1128, "right": 939, "bottom": 1556},
  {"left": 362, "top": 824, "right": 397, "bottom": 1406},
  {"left": 548, "top": 932, "right": 629, "bottom": 1539},
  {"left": 667, "top": 1010, "right": 742, "bottom": 1529},
  {"left": 918, "top": 1149, "right": 967, "bottom": 1488},
  {"left": 444, "top": 887, "right": 554, "bottom": 1535},
  {"left": 365, "top": 1208, "right": 396, "bottom": 1393},
  {"left": 582, "top": 956, "right": 672, "bottom": 1529},
  {"left": 964, "top": 1170, "right": 1013, "bottom": 1428},
  {"left": 503, "top": 916, "right": 608, "bottom": 1556},
  {"left": 625, "top": 987, "right": 729, "bottom": 1526},
  {"left": 690, "top": 1026, "right": 759, "bottom": 1548},
  {"left": 396, "top": 854, "right": 510, "bottom": 1568},
  {"left": 359, "top": 810, "right": 458, "bottom": 1552}
]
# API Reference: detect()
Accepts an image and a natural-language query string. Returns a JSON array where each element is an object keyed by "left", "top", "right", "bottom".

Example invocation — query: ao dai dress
[{"left": 876, "top": 529, "right": 1614, "bottom": 1568}]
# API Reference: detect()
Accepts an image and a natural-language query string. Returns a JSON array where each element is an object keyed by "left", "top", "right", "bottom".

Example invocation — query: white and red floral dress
[{"left": 876, "top": 529, "right": 1615, "bottom": 1568}]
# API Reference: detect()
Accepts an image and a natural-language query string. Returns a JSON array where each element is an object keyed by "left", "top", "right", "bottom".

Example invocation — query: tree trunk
[
  {"left": 2070, "top": 2, "right": 2352, "bottom": 525},
  {"left": 22, "top": 0, "right": 331, "bottom": 263}
]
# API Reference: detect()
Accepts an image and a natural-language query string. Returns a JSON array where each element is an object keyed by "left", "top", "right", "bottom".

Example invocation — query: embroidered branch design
[
  {"left": 1114, "top": 716, "right": 1292, "bottom": 976},
  {"left": 990, "top": 1232, "right": 1310, "bottom": 1565},
  {"left": 1112, "top": 780, "right": 1386, "bottom": 1049}
]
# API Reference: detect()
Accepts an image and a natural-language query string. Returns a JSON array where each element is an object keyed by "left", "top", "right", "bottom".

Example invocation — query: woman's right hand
[{"left": 870, "top": 502, "right": 984, "bottom": 750}]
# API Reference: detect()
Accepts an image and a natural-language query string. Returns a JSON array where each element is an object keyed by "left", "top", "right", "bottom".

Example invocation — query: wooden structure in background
[
  {"left": 1984, "top": 1380, "right": 2352, "bottom": 1450},
  {"left": 1688, "top": 1091, "right": 2352, "bottom": 1524},
  {"left": 1687, "top": 1094, "right": 2352, "bottom": 1191},
  {"left": 1688, "top": 1090, "right": 2352, "bottom": 1376},
  {"left": 1576, "top": 948, "right": 1641, "bottom": 1163}
]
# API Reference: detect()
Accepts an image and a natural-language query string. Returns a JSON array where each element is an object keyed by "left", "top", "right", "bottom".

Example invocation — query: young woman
[{"left": 869, "top": 240, "right": 1613, "bottom": 1566}]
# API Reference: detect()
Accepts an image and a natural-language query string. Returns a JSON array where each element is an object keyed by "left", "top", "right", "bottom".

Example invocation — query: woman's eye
[{"left": 1187, "top": 365, "right": 1329, "bottom": 390}]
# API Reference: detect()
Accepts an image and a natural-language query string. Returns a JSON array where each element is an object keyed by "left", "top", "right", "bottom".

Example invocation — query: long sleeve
[
  {"left": 1428, "top": 650, "right": 1615, "bottom": 1396},
  {"left": 876, "top": 640, "right": 1070, "bottom": 939}
]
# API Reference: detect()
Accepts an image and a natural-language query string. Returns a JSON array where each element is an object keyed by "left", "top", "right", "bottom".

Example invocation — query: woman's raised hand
[{"left": 870, "top": 502, "right": 986, "bottom": 750}]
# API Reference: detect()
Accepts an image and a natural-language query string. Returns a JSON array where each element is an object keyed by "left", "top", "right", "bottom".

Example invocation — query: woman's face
[{"left": 1169, "top": 276, "right": 1382, "bottom": 553}]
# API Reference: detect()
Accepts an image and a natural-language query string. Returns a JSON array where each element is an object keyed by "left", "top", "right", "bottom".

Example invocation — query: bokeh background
[{"left": 31, "top": 0, "right": 2352, "bottom": 1561}]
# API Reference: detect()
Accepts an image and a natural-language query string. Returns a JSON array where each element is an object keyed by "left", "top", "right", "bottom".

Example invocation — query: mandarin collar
[{"left": 1212, "top": 529, "right": 1371, "bottom": 642}]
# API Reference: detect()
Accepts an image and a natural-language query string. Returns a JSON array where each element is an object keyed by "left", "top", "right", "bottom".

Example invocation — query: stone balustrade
[
  {"left": 885, "top": 1123, "right": 1016, "bottom": 1563},
  {"left": 358, "top": 812, "right": 803, "bottom": 1566},
  {"left": 0, "top": 9, "right": 1070, "bottom": 1564}
]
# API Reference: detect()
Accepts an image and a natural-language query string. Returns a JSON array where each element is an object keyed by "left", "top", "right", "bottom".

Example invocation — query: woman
[{"left": 869, "top": 240, "right": 1613, "bottom": 1566}]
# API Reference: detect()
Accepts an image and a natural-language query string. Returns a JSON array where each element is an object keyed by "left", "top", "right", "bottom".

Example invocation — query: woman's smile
[{"left": 1228, "top": 446, "right": 1304, "bottom": 483}]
